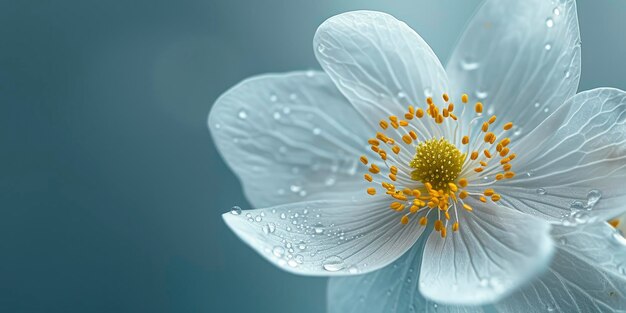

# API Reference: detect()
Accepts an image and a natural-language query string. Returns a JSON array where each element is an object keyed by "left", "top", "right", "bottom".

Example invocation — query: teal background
[{"left": 1, "top": 0, "right": 625, "bottom": 312}]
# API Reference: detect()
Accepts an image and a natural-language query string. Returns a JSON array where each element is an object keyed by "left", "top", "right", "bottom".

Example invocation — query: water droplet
[
  {"left": 305, "top": 70, "right": 315, "bottom": 77},
  {"left": 290, "top": 185, "right": 302, "bottom": 193},
  {"left": 586, "top": 189, "right": 602, "bottom": 208},
  {"left": 312, "top": 128, "right": 321, "bottom": 135},
  {"left": 230, "top": 206, "right": 242, "bottom": 215},
  {"left": 317, "top": 43, "right": 326, "bottom": 53},
  {"left": 544, "top": 43, "right": 552, "bottom": 51},
  {"left": 238, "top": 110, "right": 248, "bottom": 119},
  {"left": 287, "top": 259, "right": 299, "bottom": 267},
  {"left": 268, "top": 223, "right": 276, "bottom": 233},
  {"left": 475, "top": 90, "right": 488, "bottom": 99},
  {"left": 423, "top": 87, "right": 433, "bottom": 98},
  {"left": 460, "top": 59, "right": 480, "bottom": 71},
  {"left": 322, "top": 255, "right": 345, "bottom": 272},
  {"left": 282, "top": 107, "right": 291, "bottom": 114},
  {"left": 324, "top": 177, "right": 336, "bottom": 186},
  {"left": 565, "top": 70, "right": 571, "bottom": 78},
  {"left": 313, "top": 223, "right": 325, "bottom": 234},
  {"left": 553, "top": 7, "right": 561, "bottom": 16},
  {"left": 570, "top": 201, "right": 586, "bottom": 211},
  {"left": 536, "top": 188, "right": 547, "bottom": 195},
  {"left": 297, "top": 241, "right": 306, "bottom": 250},
  {"left": 348, "top": 266, "right": 358, "bottom": 274},
  {"left": 280, "top": 213, "right": 287, "bottom": 219},
  {"left": 214, "top": 123, "right": 221, "bottom": 129},
  {"left": 558, "top": 237, "right": 567, "bottom": 246},
  {"left": 397, "top": 91, "right": 407, "bottom": 99},
  {"left": 544, "top": 107, "right": 549, "bottom": 113},
  {"left": 269, "top": 94, "right": 278, "bottom": 102},
  {"left": 534, "top": 102, "right": 541, "bottom": 108},
  {"left": 479, "top": 278, "right": 489, "bottom": 287},
  {"left": 272, "top": 246, "right": 285, "bottom": 257},
  {"left": 546, "top": 18, "right": 554, "bottom": 28},
  {"left": 254, "top": 215, "right": 262, "bottom": 222},
  {"left": 299, "top": 190, "right": 307, "bottom": 197},
  {"left": 294, "top": 254, "right": 304, "bottom": 264},
  {"left": 546, "top": 303, "right": 556, "bottom": 312},
  {"left": 273, "top": 112, "right": 281, "bottom": 120}
]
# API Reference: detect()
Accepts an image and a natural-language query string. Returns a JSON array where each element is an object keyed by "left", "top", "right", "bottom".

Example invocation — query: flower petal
[
  {"left": 447, "top": 0, "right": 581, "bottom": 133},
  {"left": 328, "top": 243, "right": 487, "bottom": 313},
  {"left": 314, "top": 11, "right": 450, "bottom": 138},
  {"left": 222, "top": 196, "right": 426, "bottom": 276},
  {"left": 419, "top": 198, "right": 554, "bottom": 305},
  {"left": 494, "top": 88, "right": 626, "bottom": 224},
  {"left": 208, "top": 71, "right": 374, "bottom": 208},
  {"left": 495, "top": 223, "right": 626, "bottom": 312}
]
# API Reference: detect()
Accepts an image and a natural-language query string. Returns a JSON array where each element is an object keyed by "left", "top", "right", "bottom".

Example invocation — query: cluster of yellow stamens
[{"left": 360, "top": 93, "right": 518, "bottom": 237}]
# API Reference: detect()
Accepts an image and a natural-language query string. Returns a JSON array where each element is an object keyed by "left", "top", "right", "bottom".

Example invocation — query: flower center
[
  {"left": 359, "top": 93, "right": 518, "bottom": 238},
  {"left": 409, "top": 138, "right": 465, "bottom": 192}
]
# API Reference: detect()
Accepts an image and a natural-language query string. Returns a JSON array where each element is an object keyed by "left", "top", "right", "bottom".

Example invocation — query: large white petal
[
  {"left": 208, "top": 71, "right": 374, "bottom": 208},
  {"left": 447, "top": 0, "right": 580, "bottom": 134},
  {"left": 494, "top": 88, "right": 626, "bottom": 224},
  {"left": 314, "top": 11, "right": 450, "bottom": 139},
  {"left": 222, "top": 196, "right": 426, "bottom": 276},
  {"left": 328, "top": 243, "right": 487, "bottom": 313},
  {"left": 419, "top": 198, "right": 554, "bottom": 305},
  {"left": 495, "top": 223, "right": 626, "bottom": 313}
]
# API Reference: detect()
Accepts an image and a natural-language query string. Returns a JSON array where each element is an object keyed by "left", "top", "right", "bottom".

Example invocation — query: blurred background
[{"left": 1, "top": 0, "right": 625, "bottom": 312}]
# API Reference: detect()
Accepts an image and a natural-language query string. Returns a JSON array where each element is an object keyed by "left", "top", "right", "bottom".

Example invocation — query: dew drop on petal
[
  {"left": 230, "top": 206, "right": 242, "bottom": 215},
  {"left": 586, "top": 189, "right": 602, "bottom": 208},
  {"left": 553, "top": 7, "right": 561, "bottom": 16},
  {"left": 273, "top": 112, "right": 281, "bottom": 120},
  {"left": 546, "top": 18, "right": 554, "bottom": 28},
  {"left": 272, "top": 246, "right": 285, "bottom": 257},
  {"left": 475, "top": 90, "right": 488, "bottom": 100},
  {"left": 322, "top": 255, "right": 345, "bottom": 272},
  {"left": 313, "top": 223, "right": 325, "bottom": 234},
  {"left": 544, "top": 43, "right": 552, "bottom": 51},
  {"left": 312, "top": 127, "right": 321, "bottom": 135},
  {"left": 238, "top": 110, "right": 248, "bottom": 119},
  {"left": 460, "top": 58, "right": 480, "bottom": 71},
  {"left": 536, "top": 188, "right": 547, "bottom": 195},
  {"left": 269, "top": 94, "right": 278, "bottom": 102}
]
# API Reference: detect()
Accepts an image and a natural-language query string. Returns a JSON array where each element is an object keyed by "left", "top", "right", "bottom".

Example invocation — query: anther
[
  {"left": 475, "top": 102, "right": 483, "bottom": 113},
  {"left": 360, "top": 156, "right": 368, "bottom": 165}
]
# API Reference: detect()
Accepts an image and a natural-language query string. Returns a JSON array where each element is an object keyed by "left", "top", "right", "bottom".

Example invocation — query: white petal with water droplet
[
  {"left": 495, "top": 223, "right": 626, "bottom": 312},
  {"left": 328, "top": 240, "right": 486, "bottom": 313},
  {"left": 222, "top": 196, "right": 426, "bottom": 276},
  {"left": 419, "top": 198, "right": 554, "bottom": 305},
  {"left": 446, "top": 0, "right": 580, "bottom": 135},
  {"left": 209, "top": 71, "right": 374, "bottom": 208},
  {"left": 313, "top": 11, "right": 452, "bottom": 140},
  {"left": 494, "top": 88, "right": 626, "bottom": 224}
]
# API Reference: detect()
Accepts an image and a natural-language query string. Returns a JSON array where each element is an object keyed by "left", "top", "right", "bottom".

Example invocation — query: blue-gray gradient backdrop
[{"left": 1, "top": 0, "right": 625, "bottom": 312}]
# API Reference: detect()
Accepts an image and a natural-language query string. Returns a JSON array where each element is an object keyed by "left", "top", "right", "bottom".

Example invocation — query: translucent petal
[
  {"left": 447, "top": 0, "right": 580, "bottom": 134},
  {"left": 494, "top": 88, "right": 626, "bottom": 224},
  {"left": 328, "top": 242, "right": 487, "bottom": 313},
  {"left": 208, "top": 71, "right": 374, "bottom": 208},
  {"left": 419, "top": 198, "right": 554, "bottom": 305},
  {"left": 313, "top": 11, "right": 451, "bottom": 139},
  {"left": 222, "top": 196, "right": 426, "bottom": 276},
  {"left": 495, "top": 223, "right": 626, "bottom": 313}
]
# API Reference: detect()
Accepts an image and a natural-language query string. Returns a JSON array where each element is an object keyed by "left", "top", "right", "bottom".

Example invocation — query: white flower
[{"left": 209, "top": 0, "right": 626, "bottom": 308}]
